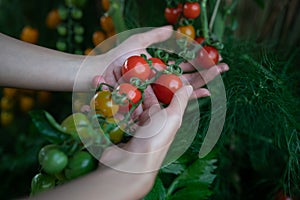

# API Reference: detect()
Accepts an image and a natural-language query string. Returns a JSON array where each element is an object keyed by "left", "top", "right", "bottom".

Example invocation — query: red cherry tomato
[
  {"left": 177, "top": 25, "right": 196, "bottom": 40},
  {"left": 164, "top": 7, "right": 181, "bottom": 25},
  {"left": 121, "top": 55, "right": 151, "bottom": 82},
  {"left": 152, "top": 74, "right": 183, "bottom": 105},
  {"left": 195, "top": 36, "right": 205, "bottom": 45},
  {"left": 116, "top": 83, "right": 142, "bottom": 112},
  {"left": 183, "top": 2, "right": 201, "bottom": 19},
  {"left": 149, "top": 57, "right": 167, "bottom": 78},
  {"left": 196, "top": 45, "right": 219, "bottom": 69}
]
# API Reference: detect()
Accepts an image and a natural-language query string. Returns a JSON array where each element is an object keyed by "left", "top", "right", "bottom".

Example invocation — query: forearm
[
  {"left": 30, "top": 166, "right": 155, "bottom": 200},
  {"left": 0, "top": 33, "right": 94, "bottom": 91}
]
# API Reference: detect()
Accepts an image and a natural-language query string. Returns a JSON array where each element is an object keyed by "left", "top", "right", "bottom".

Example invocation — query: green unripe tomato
[
  {"left": 58, "top": 7, "right": 68, "bottom": 20},
  {"left": 30, "top": 173, "right": 56, "bottom": 195},
  {"left": 56, "top": 41, "right": 67, "bottom": 51},
  {"left": 74, "top": 25, "right": 84, "bottom": 35},
  {"left": 57, "top": 25, "right": 67, "bottom": 36},
  {"left": 71, "top": 8, "right": 83, "bottom": 20},
  {"left": 39, "top": 146, "right": 68, "bottom": 175},
  {"left": 64, "top": 151, "right": 97, "bottom": 180},
  {"left": 61, "top": 113, "right": 94, "bottom": 139}
]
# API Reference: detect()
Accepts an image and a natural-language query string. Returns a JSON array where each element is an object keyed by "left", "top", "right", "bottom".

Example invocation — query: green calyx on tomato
[
  {"left": 90, "top": 90, "right": 119, "bottom": 117},
  {"left": 64, "top": 151, "right": 97, "bottom": 180},
  {"left": 38, "top": 145, "right": 68, "bottom": 175},
  {"left": 30, "top": 173, "right": 56, "bottom": 195}
]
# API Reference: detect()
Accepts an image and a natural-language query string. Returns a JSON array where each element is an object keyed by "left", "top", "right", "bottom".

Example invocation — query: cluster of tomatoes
[
  {"left": 88, "top": 54, "right": 184, "bottom": 144},
  {"left": 164, "top": 0, "right": 220, "bottom": 69},
  {"left": 0, "top": 88, "right": 51, "bottom": 127}
]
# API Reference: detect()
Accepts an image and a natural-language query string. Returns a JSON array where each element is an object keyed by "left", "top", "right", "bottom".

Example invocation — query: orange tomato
[
  {"left": 101, "top": 0, "right": 110, "bottom": 11},
  {"left": 46, "top": 9, "right": 61, "bottom": 29},
  {"left": 92, "top": 31, "right": 106, "bottom": 46},
  {"left": 37, "top": 91, "right": 52, "bottom": 106},
  {"left": 3, "top": 88, "right": 18, "bottom": 98},
  {"left": 84, "top": 48, "right": 96, "bottom": 55},
  {"left": 100, "top": 16, "right": 114, "bottom": 32},
  {"left": 177, "top": 25, "right": 196, "bottom": 40},
  {"left": 19, "top": 95, "right": 35, "bottom": 113},
  {"left": 20, "top": 26, "right": 39, "bottom": 44}
]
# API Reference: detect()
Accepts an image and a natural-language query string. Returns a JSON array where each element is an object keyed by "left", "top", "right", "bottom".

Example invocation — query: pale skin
[{"left": 0, "top": 26, "right": 229, "bottom": 199}]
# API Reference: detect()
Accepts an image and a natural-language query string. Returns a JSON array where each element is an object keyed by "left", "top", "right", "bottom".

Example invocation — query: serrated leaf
[
  {"left": 166, "top": 158, "right": 217, "bottom": 200},
  {"left": 29, "top": 110, "right": 72, "bottom": 144},
  {"left": 161, "top": 162, "right": 186, "bottom": 175},
  {"left": 143, "top": 178, "right": 166, "bottom": 200}
]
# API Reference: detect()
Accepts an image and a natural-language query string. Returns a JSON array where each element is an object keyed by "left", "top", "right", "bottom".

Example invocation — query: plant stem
[
  {"left": 209, "top": 0, "right": 221, "bottom": 32},
  {"left": 201, "top": 0, "right": 209, "bottom": 39}
]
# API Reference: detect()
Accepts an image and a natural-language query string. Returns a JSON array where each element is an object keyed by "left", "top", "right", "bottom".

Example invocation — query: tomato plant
[
  {"left": 152, "top": 74, "right": 183, "bottom": 105},
  {"left": 64, "top": 151, "right": 97, "bottom": 180},
  {"left": 38, "top": 145, "right": 68, "bottom": 175},
  {"left": 183, "top": 2, "right": 201, "bottom": 19},
  {"left": 121, "top": 55, "right": 151, "bottom": 82},
  {"left": 177, "top": 25, "right": 196, "bottom": 40},
  {"left": 164, "top": 6, "right": 181, "bottom": 25},
  {"left": 115, "top": 83, "right": 142, "bottom": 112},
  {"left": 196, "top": 45, "right": 219, "bottom": 68},
  {"left": 90, "top": 90, "right": 119, "bottom": 117}
]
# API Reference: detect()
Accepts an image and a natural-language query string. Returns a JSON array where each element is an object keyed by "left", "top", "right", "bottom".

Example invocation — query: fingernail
[
  {"left": 221, "top": 64, "right": 229, "bottom": 72},
  {"left": 203, "top": 90, "right": 211, "bottom": 97},
  {"left": 186, "top": 85, "right": 193, "bottom": 96}
]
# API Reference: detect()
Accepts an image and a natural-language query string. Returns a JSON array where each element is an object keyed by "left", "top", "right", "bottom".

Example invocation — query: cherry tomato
[
  {"left": 46, "top": 9, "right": 61, "bottom": 29},
  {"left": 196, "top": 45, "right": 219, "bottom": 69},
  {"left": 19, "top": 95, "right": 35, "bottom": 113},
  {"left": 115, "top": 83, "right": 142, "bottom": 112},
  {"left": 20, "top": 26, "right": 39, "bottom": 44},
  {"left": 92, "top": 30, "right": 106, "bottom": 46},
  {"left": 64, "top": 151, "right": 97, "bottom": 180},
  {"left": 101, "top": 0, "right": 110, "bottom": 11},
  {"left": 121, "top": 55, "right": 151, "bottom": 82},
  {"left": 164, "top": 7, "right": 181, "bottom": 25},
  {"left": 195, "top": 36, "right": 205, "bottom": 45},
  {"left": 61, "top": 113, "right": 94, "bottom": 139},
  {"left": 1, "top": 97, "right": 14, "bottom": 111},
  {"left": 103, "top": 118, "right": 125, "bottom": 144},
  {"left": 3, "top": 88, "right": 18, "bottom": 98},
  {"left": 183, "top": 2, "right": 201, "bottom": 19},
  {"left": 38, "top": 145, "right": 68, "bottom": 175},
  {"left": 152, "top": 74, "right": 183, "bottom": 105},
  {"left": 177, "top": 25, "right": 196, "bottom": 40},
  {"left": 149, "top": 57, "right": 167, "bottom": 78},
  {"left": 30, "top": 173, "right": 56, "bottom": 195},
  {"left": 100, "top": 15, "right": 114, "bottom": 32},
  {"left": 0, "top": 111, "right": 14, "bottom": 126},
  {"left": 90, "top": 90, "right": 119, "bottom": 117}
]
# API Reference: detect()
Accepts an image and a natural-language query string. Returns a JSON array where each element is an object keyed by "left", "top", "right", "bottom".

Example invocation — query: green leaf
[
  {"left": 143, "top": 178, "right": 166, "bottom": 200},
  {"left": 29, "top": 110, "right": 72, "bottom": 144},
  {"left": 166, "top": 158, "right": 217, "bottom": 200},
  {"left": 161, "top": 162, "right": 186, "bottom": 175}
]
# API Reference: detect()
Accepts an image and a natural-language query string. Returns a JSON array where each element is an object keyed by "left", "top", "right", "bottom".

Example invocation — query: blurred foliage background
[{"left": 0, "top": 0, "right": 299, "bottom": 199}]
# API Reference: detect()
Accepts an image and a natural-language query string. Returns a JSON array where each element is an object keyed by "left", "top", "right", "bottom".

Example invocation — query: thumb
[{"left": 167, "top": 85, "right": 193, "bottom": 116}]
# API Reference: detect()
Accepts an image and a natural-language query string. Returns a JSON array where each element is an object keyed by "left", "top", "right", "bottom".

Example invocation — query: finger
[
  {"left": 182, "top": 63, "right": 229, "bottom": 88},
  {"left": 109, "top": 26, "right": 173, "bottom": 58},
  {"left": 167, "top": 85, "right": 193, "bottom": 116},
  {"left": 143, "top": 86, "right": 159, "bottom": 110},
  {"left": 192, "top": 88, "right": 211, "bottom": 99}
]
